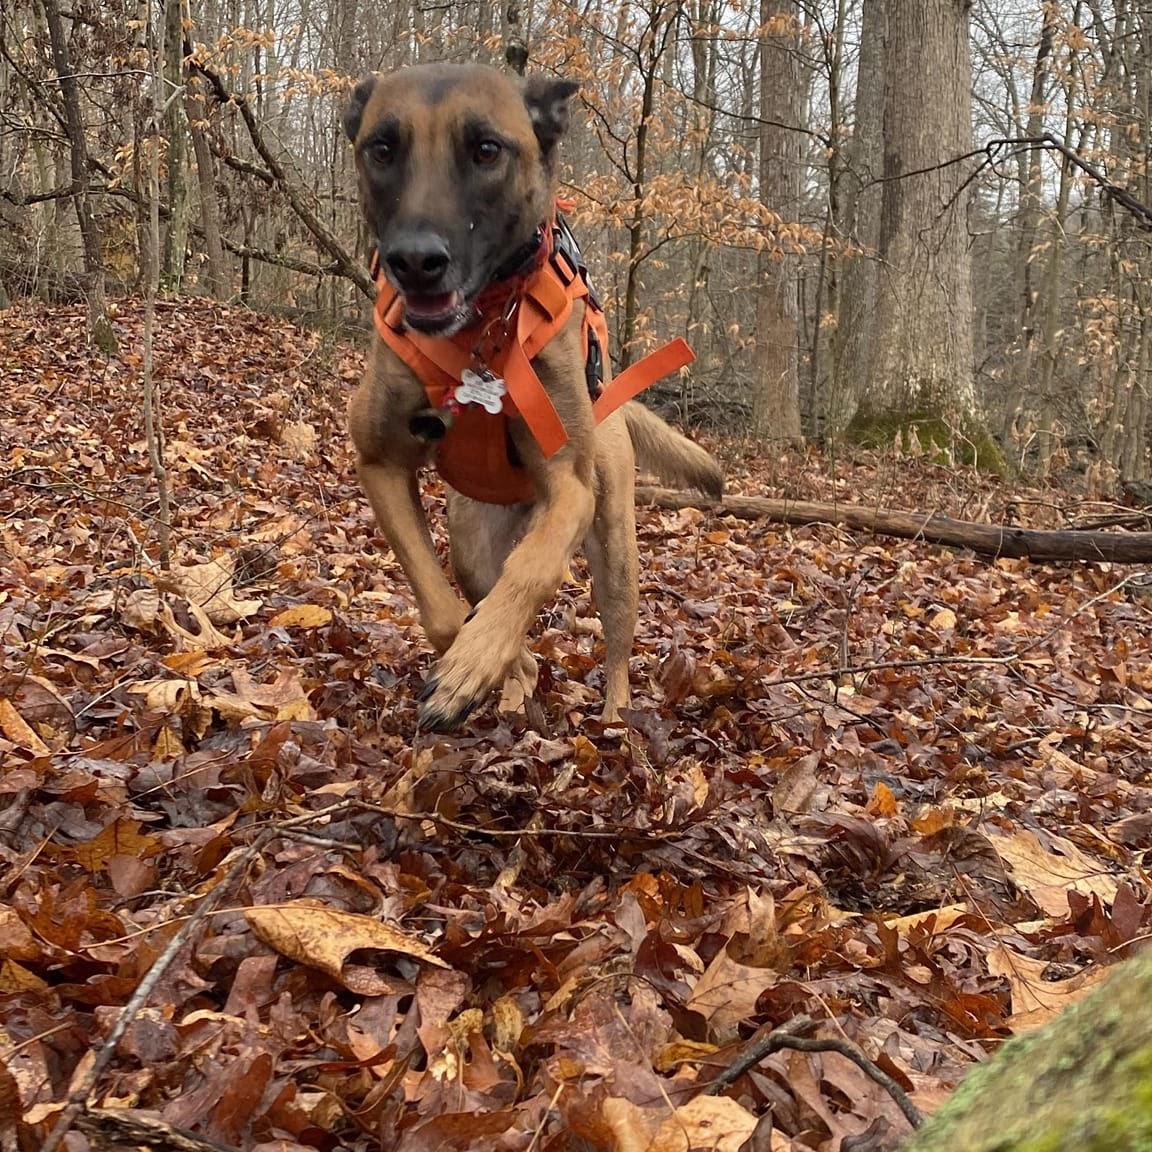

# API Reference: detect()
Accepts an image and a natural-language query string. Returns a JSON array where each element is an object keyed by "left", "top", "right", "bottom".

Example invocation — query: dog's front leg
[
  {"left": 356, "top": 459, "right": 469, "bottom": 655},
  {"left": 418, "top": 459, "right": 594, "bottom": 731}
]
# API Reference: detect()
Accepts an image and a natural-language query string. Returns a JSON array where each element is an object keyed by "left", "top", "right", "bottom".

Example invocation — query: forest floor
[{"left": 2, "top": 297, "right": 1151, "bottom": 1152}]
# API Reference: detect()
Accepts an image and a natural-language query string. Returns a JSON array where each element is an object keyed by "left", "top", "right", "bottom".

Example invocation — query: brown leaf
[
  {"left": 644, "top": 1096, "right": 758, "bottom": 1151},
  {"left": 0, "top": 698, "right": 50, "bottom": 756},
  {"left": 245, "top": 901, "right": 447, "bottom": 993},
  {"left": 990, "top": 829, "right": 1119, "bottom": 918},
  {"left": 687, "top": 947, "right": 778, "bottom": 1039},
  {"left": 167, "top": 557, "right": 263, "bottom": 624},
  {"left": 268, "top": 604, "right": 332, "bottom": 628},
  {"left": 987, "top": 944, "right": 1109, "bottom": 1032}
]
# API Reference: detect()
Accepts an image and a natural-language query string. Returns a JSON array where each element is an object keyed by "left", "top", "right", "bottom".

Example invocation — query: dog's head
[{"left": 344, "top": 64, "right": 579, "bottom": 336}]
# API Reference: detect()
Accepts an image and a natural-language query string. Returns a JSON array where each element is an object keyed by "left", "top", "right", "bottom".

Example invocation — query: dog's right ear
[{"left": 343, "top": 74, "right": 378, "bottom": 143}]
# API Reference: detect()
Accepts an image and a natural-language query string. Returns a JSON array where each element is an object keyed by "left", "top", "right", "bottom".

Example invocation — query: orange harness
[{"left": 371, "top": 211, "right": 694, "bottom": 505}]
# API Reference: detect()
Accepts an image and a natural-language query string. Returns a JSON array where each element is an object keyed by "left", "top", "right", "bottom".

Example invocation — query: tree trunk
[
  {"left": 804, "top": 0, "right": 848, "bottom": 437},
  {"left": 620, "top": 61, "right": 653, "bottom": 369},
  {"left": 828, "top": 0, "right": 884, "bottom": 434},
  {"left": 161, "top": 0, "right": 189, "bottom": 291},
  {"left": 40, "top": 0, "right": 118, "bottom": 353},
  {"left": 1000, "top": 3, "right": 1057, "bottom": 446},
  {"left": 751, "top": 0, "right": 802, "bottom": 445},
  {"left": 142, "top": 0, "right": 172, "bottom": 567},
  {"left": 849, "top": 0, "right": 994, "bottom": 466},
  {"left": 186, "top": 74, "right": 228, "bottom": 297}
]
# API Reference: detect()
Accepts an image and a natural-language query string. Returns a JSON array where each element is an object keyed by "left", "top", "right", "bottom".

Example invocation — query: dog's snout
[{"left": 383, "top": 233, "right": 451, "bottom": 291}]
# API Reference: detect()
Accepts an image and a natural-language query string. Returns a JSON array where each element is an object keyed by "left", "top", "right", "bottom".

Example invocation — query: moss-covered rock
[{"left": 904, "top": 952, "right": 1152, "bottom": 1152}]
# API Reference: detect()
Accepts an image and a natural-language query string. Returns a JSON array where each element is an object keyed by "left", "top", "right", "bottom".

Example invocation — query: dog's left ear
[
  {"left": 522, "top": 77, "right": 580, "bottom": 155},
  {"left": 343, "top": 74, "right": 378, "bottom": 142}
]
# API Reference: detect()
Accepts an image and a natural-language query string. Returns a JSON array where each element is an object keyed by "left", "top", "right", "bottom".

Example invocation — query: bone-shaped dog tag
[{"left": 456, "top": 368, "right": 507, "bottom": 415}]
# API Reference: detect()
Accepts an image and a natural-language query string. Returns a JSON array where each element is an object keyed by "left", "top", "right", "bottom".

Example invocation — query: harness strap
[{"left": 593, "top": 338, "right": 696, "bottom": 424}]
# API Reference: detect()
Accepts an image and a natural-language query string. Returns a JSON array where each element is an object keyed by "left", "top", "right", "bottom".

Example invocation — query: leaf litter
[{"left": 2, "top": 298, "right": 1152, "bottom": 1150}]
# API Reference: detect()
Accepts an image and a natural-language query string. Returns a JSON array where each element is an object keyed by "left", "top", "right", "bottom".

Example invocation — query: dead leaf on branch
[{"left": 245, "top": 901, "right": 447, "bottom": 994}]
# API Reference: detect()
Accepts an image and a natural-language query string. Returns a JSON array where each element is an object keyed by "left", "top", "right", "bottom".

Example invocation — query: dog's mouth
[{"left": 400, "top": 289, "right": 471, "bottom": 335}]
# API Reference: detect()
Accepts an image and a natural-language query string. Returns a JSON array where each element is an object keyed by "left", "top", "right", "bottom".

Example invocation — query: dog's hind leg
[
  {"left": 584, "top": 483, "right": 638, "bottom": 724},
  {"left": 447, "top": 495, "right": 538, "bottom": 714}
]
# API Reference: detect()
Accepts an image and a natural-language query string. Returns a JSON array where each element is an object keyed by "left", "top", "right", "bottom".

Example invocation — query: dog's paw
[
  {"left": 416, "top": 623, "right": 523, "bottom": 731},
  {"left": 416, "top": 673, "right": 481, "bottom": 732}
]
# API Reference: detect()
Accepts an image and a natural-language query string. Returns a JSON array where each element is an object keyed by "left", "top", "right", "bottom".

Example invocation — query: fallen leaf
[
  {"left": 269, "top": 604, "right": 333, "bottom": 629},
  {"left": 687, "top": 947, "right": 778, "bottom": 1039},
  {"left": 990, "top": 829, "right": 1119, "bottom": 917},
  {"left": 987, "top": 944, "right": 1109, "bottom": 1031},
  {"left": 166, "top": 557, "right": 262, "bottom": 624},
  {"left": 0, "top": 698, "right": 49, "bottom": 756},
  {"left": 644, "top": 1096, "right": 758, "bottom": 1152},
  {"left": 245, "top": 901, "right": 447, "bottom": 994}
]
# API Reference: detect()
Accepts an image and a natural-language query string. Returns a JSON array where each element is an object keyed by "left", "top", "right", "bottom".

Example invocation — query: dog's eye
[
  {"left": 473, "top": 139, "right": 502, "bottom": 166},
  {"left": 366, "top": 141, "right": 395, "bottom": 167}
]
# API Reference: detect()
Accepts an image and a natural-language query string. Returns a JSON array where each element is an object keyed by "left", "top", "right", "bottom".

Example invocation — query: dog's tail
[{"left": 623, "top": 401, "right": 723, "bottom": 498}]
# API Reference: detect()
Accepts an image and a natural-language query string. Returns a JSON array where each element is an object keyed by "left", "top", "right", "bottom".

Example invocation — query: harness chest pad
[{"left": 370, "top": 211, "right": 694, "bottom": 505}]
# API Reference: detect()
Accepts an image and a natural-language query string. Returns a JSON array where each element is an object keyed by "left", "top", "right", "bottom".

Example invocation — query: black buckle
[{"left": 585, "top": 328, "right": 603, "bottom": 398}]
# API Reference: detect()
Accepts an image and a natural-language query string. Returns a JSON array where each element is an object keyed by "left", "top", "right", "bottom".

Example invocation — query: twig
[
  {"left": 75, "top": 1109, "right": 236, "bottom": 1152},
  {"left": 707, "top": 1016, "right": 923, "bottom": 1130},
  {"left": 349, "top": 799, "right": 676, "bottom": 841}
]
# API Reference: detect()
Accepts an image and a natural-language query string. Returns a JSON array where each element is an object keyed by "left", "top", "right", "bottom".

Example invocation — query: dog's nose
[{"left": 383, "top": 233, "right": 451, "bottom": 291}]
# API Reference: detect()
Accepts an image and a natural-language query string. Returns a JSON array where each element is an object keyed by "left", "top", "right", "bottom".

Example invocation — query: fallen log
[{"left": 635, "top": 486, "right": 1152, "bottom": 564}]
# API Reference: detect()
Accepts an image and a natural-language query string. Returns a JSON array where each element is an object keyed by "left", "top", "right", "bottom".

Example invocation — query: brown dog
[{"left": 343, "top": 63, "right": 721, "bottom": 731}]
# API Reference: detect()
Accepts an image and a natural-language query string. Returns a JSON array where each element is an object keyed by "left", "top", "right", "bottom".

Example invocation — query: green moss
[
  {"left": 904, "top": 955, "right": 1152, "bottom": 1152},
  {"left": 842, "top": 411, "right": 1005, "bottom": 474}
]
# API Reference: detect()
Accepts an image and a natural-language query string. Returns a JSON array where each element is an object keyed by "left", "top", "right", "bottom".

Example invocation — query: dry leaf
[
  {"left": 987, "top": 944, "right": 1109, "bottom": 1032},
  {"left": 279, "top": 420, "right": 317, "bottom": 459},
  {"left": 885, "top": 905, "right": 968, "bottom": 937},
  {"left": 167, "top": 557, "right": 262, "bottom": 624},
  {"left": 0, "top": 698, "right": 50, "bottom": 756},
  {"left": 245, "top": 901, "right": 447, "bottom": 994},
  {"left": 644, "top": 1096, "right": 758, "bottom": 1152},
  {"left": 269, "top": 604, "right": 333, "bottom": 629},
  {"left": 686, "top": 948, "right": 778, "bottom": 1039},
  {"left": 119, "top": 587, "right": 160, "bottom": 630},
  {"left": 990, "top": 829, "right": 1118, "bottom": 917},
  {"left": 603, "top": 1098, "right": 659, "bottom": 1152}
]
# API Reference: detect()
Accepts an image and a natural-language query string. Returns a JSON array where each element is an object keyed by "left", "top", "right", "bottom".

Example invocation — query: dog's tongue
[{"left": 403, "top": 290, "right": 461, "bottom": 321}]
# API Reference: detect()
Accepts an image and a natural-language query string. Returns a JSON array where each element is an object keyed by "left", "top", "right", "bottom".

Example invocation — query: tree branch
[{"left": 185, "top": 42, "right": 373, "bottom": 298}]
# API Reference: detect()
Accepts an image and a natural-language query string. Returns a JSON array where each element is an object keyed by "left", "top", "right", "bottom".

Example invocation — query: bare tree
[
  {"left": 751, "top": 0, "right": 804, "bottom": 444},
  {"left": 830, "top": 0, "right": 885, "bottom": 434},
  {"left": 39, "top": 0, "right": 117, "bottom": 352},
  {"left": 849, "top": 0, "right": 994, "bottom": 465}
]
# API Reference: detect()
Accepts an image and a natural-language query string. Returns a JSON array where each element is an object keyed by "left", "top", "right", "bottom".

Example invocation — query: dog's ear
[
  {"left": 343, "top": 74, "right": 378, "bottom": 142},
  {"left": 522, "top": 76, "right": 580, "bottom": 155}
]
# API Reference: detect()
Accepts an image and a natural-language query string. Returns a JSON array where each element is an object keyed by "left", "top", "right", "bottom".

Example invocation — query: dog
[{"left": 343, "top": 63, "right": 722, "bottom": 731}]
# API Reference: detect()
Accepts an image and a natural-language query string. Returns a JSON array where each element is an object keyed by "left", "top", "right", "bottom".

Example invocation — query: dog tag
[{"left": 456, "top": 368, "right": 507, "bottom": 415}]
